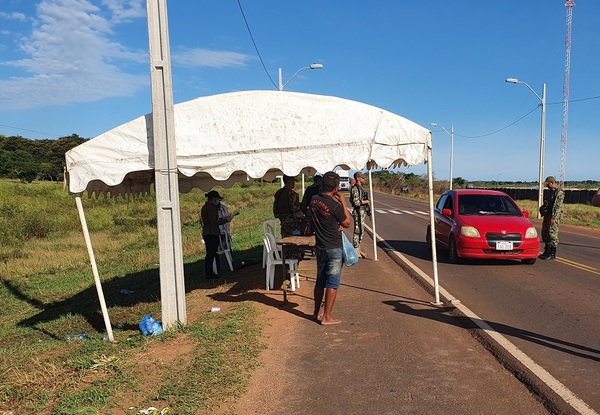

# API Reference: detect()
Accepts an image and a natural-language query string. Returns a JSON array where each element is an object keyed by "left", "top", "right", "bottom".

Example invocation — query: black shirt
[{"left": 308, "top": 194, "right": 346, "bottom": 250}]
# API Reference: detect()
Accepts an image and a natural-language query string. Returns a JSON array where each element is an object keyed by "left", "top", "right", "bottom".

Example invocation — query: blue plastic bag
[
  {"left": 341, "top": 232, "right": 359, "bottom": 267},
  {"left": 139, "top": 314, "right": 163, "bottom": 336}
]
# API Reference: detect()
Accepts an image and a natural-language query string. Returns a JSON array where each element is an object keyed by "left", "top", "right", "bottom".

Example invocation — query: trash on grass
[
  {"left": 210, "top": 307, "right": 221, "bottom": 313},
  {"left": 65, "top": 334, "right": 91, "bottom": 340},
  {"left": 138, "top": 314, "right": 163, "bottom": 336}
]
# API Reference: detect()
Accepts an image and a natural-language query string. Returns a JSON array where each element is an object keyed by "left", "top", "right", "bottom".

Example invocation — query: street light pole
[
  {"left": 278, "top": 63, "right": 323, "bottom": 91},
  {"left": 279, "top": 63, "right": 324, "bottom": 195},
  {"left": 430, "top": 123, "right": 454, "bottom": 190},
  {"left": 505, "top": 78, "right": 546, "bottom": 219}
]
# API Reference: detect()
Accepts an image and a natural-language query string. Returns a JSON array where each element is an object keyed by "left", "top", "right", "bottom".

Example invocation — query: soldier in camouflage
[
  {"left": 350, "top": 171, "right": 370, "bottom": 258},
  {"left": 273, "top": 175, "right": 305, "bottom": 259},
  {"left": 539, "top": 176, "right": 564, "bottom": 260}
]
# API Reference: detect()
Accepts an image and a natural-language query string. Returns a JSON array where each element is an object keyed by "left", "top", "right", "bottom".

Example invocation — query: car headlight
[
  {"left": 525, "top": 227, "right": 538, "bottom": 238},
  {"left": 460, "top": 226, "right": 480, "bottom": 238}
]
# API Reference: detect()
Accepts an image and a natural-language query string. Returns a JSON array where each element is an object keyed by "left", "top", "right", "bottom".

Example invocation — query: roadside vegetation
[{"left": 1, "top": 174, "right": 598, "bottom": 413}]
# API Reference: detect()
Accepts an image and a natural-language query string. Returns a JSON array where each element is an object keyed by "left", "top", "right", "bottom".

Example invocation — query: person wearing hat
[
  {"left": 273, "top": 175, "right": 305, "bottom": 259},
  {"left": 539, "top": 176, "right": 564, "bottom": 260},
  {"left": 201, "top": 190, "right": 231, "bottom": 278},
  {"left": 350, "top": 171, "right": 370, "bottom": 259}
]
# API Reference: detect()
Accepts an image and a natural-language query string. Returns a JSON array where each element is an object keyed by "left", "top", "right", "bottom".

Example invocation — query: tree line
[{"left": 0, "top": 134, "right": 87, "bottom": 182}]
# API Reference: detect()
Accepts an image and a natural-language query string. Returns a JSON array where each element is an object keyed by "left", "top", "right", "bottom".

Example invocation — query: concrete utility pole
[{"left": 146, "top": 0, "right": 187, "bottom": 328}]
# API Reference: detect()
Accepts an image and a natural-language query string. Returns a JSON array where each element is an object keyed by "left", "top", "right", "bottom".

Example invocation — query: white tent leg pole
[
  {"left": 301, "top": 173, "right": 305, "bottom": 196},
  {"left": 368, "top": 169, "right": 378, "bottom": 261},
  {"left": 426, "top": 137, "right": 442, "bottom": 306},
  {"left": 75, "top": 195, "right": 115, "bottom": 342}
]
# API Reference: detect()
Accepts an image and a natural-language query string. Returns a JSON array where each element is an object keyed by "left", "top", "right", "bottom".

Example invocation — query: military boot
[
  {"left": 538, "top": 245, "right": 549, "bottom": 259},
  {"left": 540, "top": 246, "right": 556, "bottom": 260}
]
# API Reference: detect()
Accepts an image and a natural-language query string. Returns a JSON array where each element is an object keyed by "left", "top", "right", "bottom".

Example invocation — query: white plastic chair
[
  {"left": 213, "top": 231, "right": 234, "bottom": 274},
  {"left": 263, "top": 232, "right": 299, "bottom": 291},
  {"left": 262, "top": 219, "right": 281, "bottom": 268}
]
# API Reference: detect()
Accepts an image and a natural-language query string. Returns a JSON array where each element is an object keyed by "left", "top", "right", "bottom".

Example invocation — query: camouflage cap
[{"left": 544, "top": 176, "right": 556, "bottom": 185}]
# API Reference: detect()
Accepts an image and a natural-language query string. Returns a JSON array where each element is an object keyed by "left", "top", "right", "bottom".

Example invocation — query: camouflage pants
[
  {"left": 541, "top": 219, "right": 560, "bottom": 248},
  {"left": 352, "top": 207, "right": 366, "bottom": 248}
]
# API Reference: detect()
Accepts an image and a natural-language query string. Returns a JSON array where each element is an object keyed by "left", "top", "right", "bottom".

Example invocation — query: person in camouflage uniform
[
  {"left": 350, "top": 171, "right": 370, "bottom": 258},
  {"left": 539, "top": 176, "right": 564, "bottom": 260},
  {"left": 273, "top": 175, "right": 305, "bottom": 259}
]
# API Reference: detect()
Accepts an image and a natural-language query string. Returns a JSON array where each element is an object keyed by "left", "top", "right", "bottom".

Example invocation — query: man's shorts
[{"left": 315, "top": 247, "right": 343, "bottom": 289}]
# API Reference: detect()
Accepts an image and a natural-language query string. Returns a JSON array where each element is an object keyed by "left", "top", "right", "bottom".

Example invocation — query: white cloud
[
  {"left": 0, "top": 0, "right": 147, "bottom": 110},
  {"left": 0, "top": 11, "right": 28, "bottom": 21},
  {"left": 173, "top": 48, "right": 253, "bottom": 68},
  {"left": 0, "top": 0, "right": 254, "bottom": 110},
  {"left": 101, "top": 0, "right": 145, "bottom": 23}
]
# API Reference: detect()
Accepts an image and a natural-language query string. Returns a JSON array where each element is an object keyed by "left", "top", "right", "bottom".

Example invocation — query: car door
[{"left": 434, "top": 193, "right": 454, "bottom": 248}]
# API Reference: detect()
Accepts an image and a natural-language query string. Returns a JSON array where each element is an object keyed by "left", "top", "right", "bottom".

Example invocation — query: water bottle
[{"left": 66, "top": 334, "right": 90, "bottom": 340}]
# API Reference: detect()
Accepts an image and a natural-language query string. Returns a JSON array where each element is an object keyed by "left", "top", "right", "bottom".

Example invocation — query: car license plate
[{"left": 496, "top": 241, "right": 513, "bottom": 250}]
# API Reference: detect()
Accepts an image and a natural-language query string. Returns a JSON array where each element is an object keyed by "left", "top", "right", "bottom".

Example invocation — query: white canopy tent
[{"left": 66, "top": 90, "right": 442, "bottom": 338}]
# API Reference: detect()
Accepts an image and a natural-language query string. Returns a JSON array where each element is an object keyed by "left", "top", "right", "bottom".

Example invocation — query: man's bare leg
[
  {"left": 320, "top": 288, "right": 341, "bottom": 325},
  {"left": 313, "top": 286, "right": 324, "bottom": 321}
]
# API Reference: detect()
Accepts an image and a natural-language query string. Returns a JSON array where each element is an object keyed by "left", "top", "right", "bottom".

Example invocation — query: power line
[
  {"left": 0, "top": 123, "right": 61, "bottom": 138},
  {"left": 236, "top": 0, "right": 277, "bottom": 90},
  {"left": 454, "top": 106, "right": 539, "bottom": 139}
]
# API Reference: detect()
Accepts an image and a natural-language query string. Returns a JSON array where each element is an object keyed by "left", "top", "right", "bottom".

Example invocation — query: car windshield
[{"left": 457, "top": 194, "right": 522, "bottom": 216}]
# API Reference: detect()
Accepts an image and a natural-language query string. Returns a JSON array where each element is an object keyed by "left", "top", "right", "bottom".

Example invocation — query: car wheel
[
  {"left": 522, "top": 258, "right": 536, "bottom": 265},
  {"left": 448, "top": 235, "right": 460, "bottom": 264}
]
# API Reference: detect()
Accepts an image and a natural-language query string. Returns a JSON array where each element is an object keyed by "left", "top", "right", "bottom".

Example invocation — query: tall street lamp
[
  {"left": 278, "top": 63, "right": 323, "bottom": 91},
  {"left": 430, "top": 123, "right": 454, "bottom": 190},
  {"left": 279, "top": 63, "right": 324, "bottom": 195},
  {"left": 505, "top": 77, "right": 546, "bottom": 219}
]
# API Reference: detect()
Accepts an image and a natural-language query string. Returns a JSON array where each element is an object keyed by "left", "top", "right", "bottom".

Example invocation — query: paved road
[{"left": 363, "top": 192, "right": 600, "bottom": 414}]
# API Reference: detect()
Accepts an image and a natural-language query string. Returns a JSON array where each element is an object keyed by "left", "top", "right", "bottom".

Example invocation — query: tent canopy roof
[{"left": 66, "top": 90, "right": 431, "bottom": 196}]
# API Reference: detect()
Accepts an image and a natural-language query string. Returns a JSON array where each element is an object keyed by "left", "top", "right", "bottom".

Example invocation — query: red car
[{"left": 426, "top": 189, "right": 540, "bottom": 264}]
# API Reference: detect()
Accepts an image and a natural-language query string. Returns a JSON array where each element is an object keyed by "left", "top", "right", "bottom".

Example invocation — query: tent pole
[
  {"left": 426, "top": 135, "right": 442, "bottom": 305},
  {"left": 74, "top": 195, "right": 115, "bottom": 342},
  {"left": 368, "top": 169, "right": 378, "bottom": 261}
]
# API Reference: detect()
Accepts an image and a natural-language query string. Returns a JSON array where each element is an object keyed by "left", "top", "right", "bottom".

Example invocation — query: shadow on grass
[{"left": 11, "top": 246, "right": 271, "bottom": 338}]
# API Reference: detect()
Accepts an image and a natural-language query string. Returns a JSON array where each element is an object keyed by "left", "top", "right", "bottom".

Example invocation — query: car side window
[
  {"left": 443, "top": 195, "right": 453, "bottom": 212},
  {"left": 436, "top": 194, "right": 448, "bottom": 211}
]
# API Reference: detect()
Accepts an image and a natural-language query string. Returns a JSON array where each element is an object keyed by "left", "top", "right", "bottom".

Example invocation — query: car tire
[
  {"left": 522, "top": 258, "right": 536, "bottom": 265},
  {"left": 448, "top": 235, "right": 460, "bottom": 264}
]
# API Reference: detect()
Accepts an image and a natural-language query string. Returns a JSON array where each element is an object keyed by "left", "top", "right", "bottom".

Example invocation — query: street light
[
  {"left": 505, "top": 77, "right": 546, "bottom": 219},
  {"left": 430, "top": 123, "right": 454, "bottom": 190},
  {"left": 278, "top": 63, "right": 323, "bottom": 91},
  {"left": 279, "top": 63, "right": 324, "bottom": 195}
]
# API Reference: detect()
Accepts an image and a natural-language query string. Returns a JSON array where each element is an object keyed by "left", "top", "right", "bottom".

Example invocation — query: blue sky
[{"left": 1, "top": 0, "right": 598, "bottom": 182}]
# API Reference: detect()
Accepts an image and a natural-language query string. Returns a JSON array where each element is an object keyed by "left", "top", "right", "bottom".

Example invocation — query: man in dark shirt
[{"left": 307, "top": 171, "right": 351, "bottom": 325}]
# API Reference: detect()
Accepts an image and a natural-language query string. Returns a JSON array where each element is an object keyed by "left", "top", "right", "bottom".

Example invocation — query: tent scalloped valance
[{"left": 66, "top": 90, "right": 430, "bottom": 197}]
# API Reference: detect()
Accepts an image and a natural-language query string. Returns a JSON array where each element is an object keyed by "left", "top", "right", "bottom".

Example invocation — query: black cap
[{"left": 205, "top": 190, "right": 224, "bottom": 200}]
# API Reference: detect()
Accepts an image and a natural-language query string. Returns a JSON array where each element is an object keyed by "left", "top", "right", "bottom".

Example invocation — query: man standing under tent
[
  {"left": 300, "top": 174, "right": 323, "bottom": 214},
  {"left": 201, "top": 190, "right": 231, "bottom": 278},
  {"left": 273, "top": 175, "right": 305, "bottom": 259},
  {"left": 350, "top": 171, "right": 370, "bottom": 258},
  {"left": 308, "top": 171, "right": 351, "bottom": 325}
]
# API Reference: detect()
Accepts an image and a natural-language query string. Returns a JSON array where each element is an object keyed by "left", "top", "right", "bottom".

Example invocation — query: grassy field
[
  {"left": 0, "top": 180, "right": 278, "bottom": 414},
  {"left": 1, "top": 180, "right": 598, "bottom": 414}
]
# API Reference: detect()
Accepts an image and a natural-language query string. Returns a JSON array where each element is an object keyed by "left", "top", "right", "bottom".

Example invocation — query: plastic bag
[
  {"left": 139, "top": 314, "right": 163, "bottom": 336},
  {"left": 341, "top": 232, "right": 359, "bottom": 267}
]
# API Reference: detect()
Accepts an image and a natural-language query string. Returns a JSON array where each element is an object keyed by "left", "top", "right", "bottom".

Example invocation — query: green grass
[{"left": 0, "top": 180, "right": 277, "bottom": 413}]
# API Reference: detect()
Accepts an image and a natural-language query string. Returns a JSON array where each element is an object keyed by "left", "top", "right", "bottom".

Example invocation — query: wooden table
[{"left": 277, "top": 235, "right": 316, "bottom": 304}]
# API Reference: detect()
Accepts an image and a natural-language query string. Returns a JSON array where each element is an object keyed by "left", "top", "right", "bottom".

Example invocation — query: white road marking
[
  {"left": 402, "top": 210, "right": 416, "bottom": 215},
  {"left": 389, "top": 210, "right": 403, "bottom": 215}
]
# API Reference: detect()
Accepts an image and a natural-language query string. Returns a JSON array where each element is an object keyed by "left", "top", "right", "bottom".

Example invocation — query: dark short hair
[
  {"left": 321, "top": 171, "right": 340, "bottom": 192},
  {"left": 283, "top": 175, "right": 296, "bottom": 185},
  {"left": 314, "top": 174, "right": 323, "bottom": 183}
]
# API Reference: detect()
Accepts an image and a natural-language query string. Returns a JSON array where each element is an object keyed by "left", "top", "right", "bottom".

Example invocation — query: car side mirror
[
  {"left": 522, "top": 210, "right": 530, "bottom": 218},
  {"left": 442, "top": 208, "right": 452, "bottom": 216}
]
